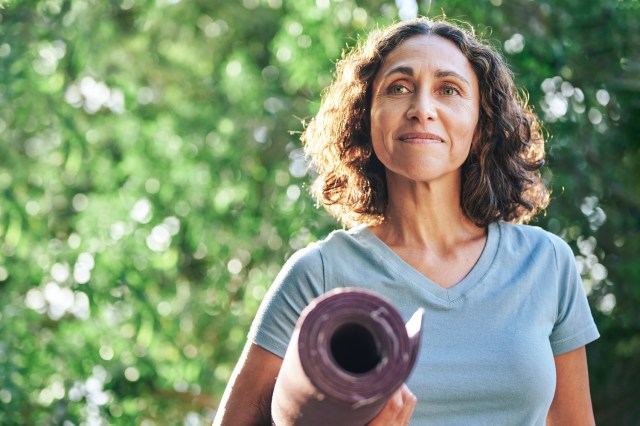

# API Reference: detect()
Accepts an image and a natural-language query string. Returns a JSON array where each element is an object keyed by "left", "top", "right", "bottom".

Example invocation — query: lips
[{"left": 398, "top": 132, "right": 445, "bottom": 144}]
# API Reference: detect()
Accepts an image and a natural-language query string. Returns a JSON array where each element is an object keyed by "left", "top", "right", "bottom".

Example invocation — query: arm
[
  {"left": 546, "top": 346, "right": 595, "bottom": 426},
  {"left": 213, "top": 342, "right": 283, "bottom": 426}
]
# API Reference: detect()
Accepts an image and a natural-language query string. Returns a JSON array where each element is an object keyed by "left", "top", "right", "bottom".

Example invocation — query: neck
[{"left": 373, "top": 173, "right": 485, "bottom": 254}]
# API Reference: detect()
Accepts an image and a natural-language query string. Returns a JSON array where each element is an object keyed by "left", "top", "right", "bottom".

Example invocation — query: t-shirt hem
[
  {"left": 250, "top": 332, "right": 288, "bottom": 359},
  {"left": 550, "top": 324, "right": 600, "bottom": 356}
]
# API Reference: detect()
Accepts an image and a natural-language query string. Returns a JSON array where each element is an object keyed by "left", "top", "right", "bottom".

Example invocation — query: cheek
[
  {"left": 370, "top": 102, "right": 395, "bottom": 137},
  {"left": 468, "top": 109, "right": 482, "bottom": 149},
  {"left": 369, "top": 106, "right": 385, "bottom": 145},
  {"left": 470, "top": 120, "right": 482, "bottom": 153},
  {"left": 369, "top": 112, "right": 390, "bottom": 164},
  {"left": 457, "top": 105, "right": 480, "bottom": 143},
  {"left": 370, "top": 128, "right": 386, "bottom": 162}
]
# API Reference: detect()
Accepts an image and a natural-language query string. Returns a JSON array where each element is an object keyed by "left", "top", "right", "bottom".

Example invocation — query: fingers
[
  {"left": 367, "top": 384, "right": 416, "bottom": 426},
  {"left": 397, "top": 384, "right": 417, "bottom": 425}
]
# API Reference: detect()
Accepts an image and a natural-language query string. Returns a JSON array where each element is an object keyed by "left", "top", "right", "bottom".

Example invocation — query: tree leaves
[{"left": 1, "top": 0, "right": 638, "bottom": 423}]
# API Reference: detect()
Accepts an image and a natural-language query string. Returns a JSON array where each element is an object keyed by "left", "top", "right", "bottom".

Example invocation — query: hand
[{"left": 367, "top": 384, "right": 417, "bottom": 426}]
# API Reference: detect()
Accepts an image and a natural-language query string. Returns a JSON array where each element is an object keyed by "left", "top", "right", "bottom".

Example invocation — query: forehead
[{"left": 376, "top": 35, "right": 476, "bottom": 82}]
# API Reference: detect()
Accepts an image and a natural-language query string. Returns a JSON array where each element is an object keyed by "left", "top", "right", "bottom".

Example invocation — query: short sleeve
[
  {"left": 549, "top": 235, "right": 600, "bottom": 355},
  {"left": 247, "top": 244, "right": 325, "bottom": 358}
]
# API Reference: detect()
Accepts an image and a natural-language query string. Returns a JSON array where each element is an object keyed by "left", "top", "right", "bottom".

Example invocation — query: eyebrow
[
  {"left": 382, "top": 66, "right": 471, "bottom": 87},
  {"left": 434, "top": 70, "right": 471, "bottom": 87},
  {"left": 383, "top": 66, "right": 414, "bottom": 78}
]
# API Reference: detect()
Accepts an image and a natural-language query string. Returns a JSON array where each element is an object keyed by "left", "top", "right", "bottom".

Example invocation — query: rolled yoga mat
[{"left": 271, "top": 287, "right": 424, "bottom": 426}]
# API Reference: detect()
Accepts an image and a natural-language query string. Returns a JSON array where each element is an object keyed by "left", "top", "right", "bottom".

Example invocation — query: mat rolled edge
[{"left": 272, "top": 287, "right": 424, "bottom": 426}]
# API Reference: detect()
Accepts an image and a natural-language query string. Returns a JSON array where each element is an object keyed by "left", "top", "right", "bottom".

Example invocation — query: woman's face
[{"left": 370, "top": 35, "right": 480, "bottom": 187}]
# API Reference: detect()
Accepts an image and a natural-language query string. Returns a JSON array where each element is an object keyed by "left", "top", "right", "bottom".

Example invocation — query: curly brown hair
[{"left": 302, "top": 17, "right": 550, "bottom": 228}]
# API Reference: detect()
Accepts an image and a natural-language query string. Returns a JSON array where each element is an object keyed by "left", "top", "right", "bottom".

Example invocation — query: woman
[{"left": 214, "top": 17, "right": 599, "bottom": 425}]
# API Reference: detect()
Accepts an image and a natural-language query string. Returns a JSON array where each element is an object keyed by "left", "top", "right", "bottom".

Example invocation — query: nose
[{"left": 406, "top": 90, "right": 438, "bottom": 122}]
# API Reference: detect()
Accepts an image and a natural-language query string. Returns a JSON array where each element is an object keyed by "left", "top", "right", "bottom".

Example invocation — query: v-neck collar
[{"left": 354, "top": 222, "right": 501, "bottom": 303}]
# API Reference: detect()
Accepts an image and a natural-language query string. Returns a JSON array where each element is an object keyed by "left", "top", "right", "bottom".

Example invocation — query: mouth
[{"left": 398, "top": 132, "right": 445, "bottom": 144}]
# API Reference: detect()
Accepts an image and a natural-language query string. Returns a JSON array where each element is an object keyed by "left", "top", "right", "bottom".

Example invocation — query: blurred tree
[{"left": 0, "top": 0, "right": 637, "bottom": 424}]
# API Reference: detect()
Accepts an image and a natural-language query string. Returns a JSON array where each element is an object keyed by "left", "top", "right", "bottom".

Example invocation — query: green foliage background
[{"left": 0, "top": 0, "right": 638, "bottom": 424}]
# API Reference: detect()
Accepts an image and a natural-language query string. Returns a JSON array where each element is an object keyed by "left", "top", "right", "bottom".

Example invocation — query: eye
[
  {"left": 387, "top": 83, "right": 411, "bottom": 95},
  {"left": 440, "top": 85, "right": 460, "bottom": 96}
]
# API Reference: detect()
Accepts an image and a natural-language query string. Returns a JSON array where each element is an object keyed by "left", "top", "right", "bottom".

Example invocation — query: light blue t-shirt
[{"left": 249, "top": 222, "right": 600, "bottom": 425}]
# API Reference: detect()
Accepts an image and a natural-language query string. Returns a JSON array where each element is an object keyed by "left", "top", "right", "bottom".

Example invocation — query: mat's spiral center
[{"left": 330, "top": 323, "right": 381, "bottom": 374}]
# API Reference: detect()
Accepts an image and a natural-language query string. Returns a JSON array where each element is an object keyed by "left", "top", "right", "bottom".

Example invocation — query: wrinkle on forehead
[
  {"left": 377, "top": 35, "right": 475, "bottom": 82},
  {"left": 373, "top": 35, "right": 478, "bottom": 96}
]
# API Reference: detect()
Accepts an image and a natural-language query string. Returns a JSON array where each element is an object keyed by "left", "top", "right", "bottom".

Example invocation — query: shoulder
[
  {"left": 289, "top": 226, "right": 369, "bottom": 262},
  {"left": 497, "top": 222, "right": 571, "bottom": 250},
  {"left": 496, "top": 222, "right": 575, "bottom": 267},
  {"left": 276, "top": 225, "right": 380, "bottom": 294},
  {"left": 276, "top": 227, "right": 362, "bottom": 280}
]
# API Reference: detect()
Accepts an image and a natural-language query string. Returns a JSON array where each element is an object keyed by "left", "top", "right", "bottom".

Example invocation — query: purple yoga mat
[{"left": 272, "top": 288, "right": 424, "bottom": 426}]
